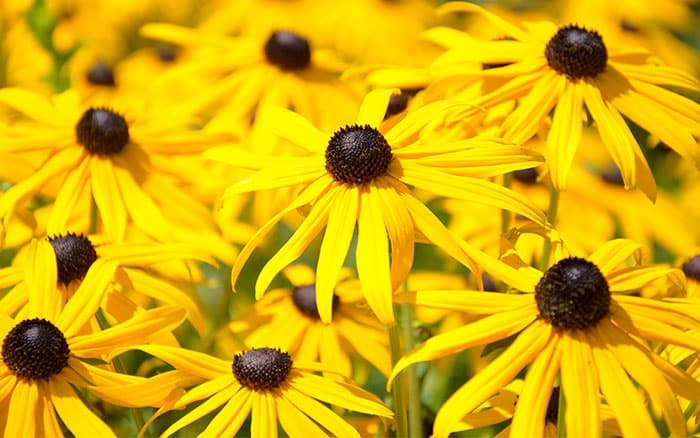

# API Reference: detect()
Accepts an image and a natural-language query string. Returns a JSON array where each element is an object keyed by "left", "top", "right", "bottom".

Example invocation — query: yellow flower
[
  {"left": 0, "top": 88, "right": 233, "bottom": 260},
  {"left": 117, "top": 345, "right": 393, "bottom": 438},
  {"left": 390, "top": 239, "right": 698, "bottom": 437},
  {"left": 209, "top": 88, "right": 546, "bottom": 325},
  {"left": 0, "top": 256, "right": 188, "bottom": 437},
  {"left": 221, "top": 264, "right": 391, "bottom": 377},
  {"left": 0, "top": 234, "right": 216, "bottom": 337},
  {"left": 140, "top": 21, "right": 361, "bottom": 134},
  {"left": 427, "top": 2, "right": 700, "bottom": 199}
]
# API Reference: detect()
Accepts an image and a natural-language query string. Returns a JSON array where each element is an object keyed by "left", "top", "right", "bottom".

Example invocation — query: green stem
[
  {"left": 96, "top": 310, "right": 147, "bottom": 435},
  {"left": 501, "top": 172, "right": 513, "bottom": 236},
  {"left": 540, "top": 185, "right": 560, "bottom": 270},
  {"left": 556, "top": 385, "right": 566, "bottom": 438},
  {"left": 399, "top": 303, "right": 422, "bottom": 438},
  {"left": 389, "top": 320, "right": 408, "bottom": 438}
]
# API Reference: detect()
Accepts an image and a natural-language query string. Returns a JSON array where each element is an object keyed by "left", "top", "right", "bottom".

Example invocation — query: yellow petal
[
  {"left": 46, "top": 156, "right": 90, "bottom": 236},
  {"left": 24, "top": 240, "right": 60, "bottom": 321},
  {"left": 50, "top": 377, "right": 116, "bottom": 437},
  {"left": 432, "top": 322, "right": 551, "bottom": 438},
  {"left": 257, "top": 107, "right": 329, "bottom": 153},
  {"left": 356, "top": 184, "right": 394, "bottom": 325},
  {"left": 164, "top": 384, "right": 244, "bottom": 438},
  {"left": 90, "top": 157, "right": 127, "bottom": 242},
  {"left": 389, "top": 304, "right": 537, "bottom": 386},
  {"left": 277, "top": 394, "right": 328, "bottom": 437},
  {"left": 510, "top": 332, "right": 561, "bottom": 437},
  {"left": 597, "top": 320, "right": 685, "bottom": 437},
  {"left": 6, "top": 379, "right": 39, "bottom": 437},
  {"left": 316, "top": 186, "right": 359, "bottom": 323},
  {"left": 560, "top": 331, "right": 601, "bottom": 438},
  {"left": 356, "top": 88, "right": 400, "bottom": 127},
  {"left": 251, "top": 392, "right": 278, "bottom": 438},
  {"left": 255, "top": 186, "right": 335, "bottom": 300},
  {"left": 282, "top": 386, "right": 360, "bottom": 438},
  {"left": 375, "top": 178, "right": 414, "bottom": 291},
  {"left": 588, "top": 327, "right": 657, "bottom": 437},
  {"left": 547, "top": 81, "right": 584, "bottom": 191},
  {"left": 55, "top": 259, "right": 119, "bottom": 338}
]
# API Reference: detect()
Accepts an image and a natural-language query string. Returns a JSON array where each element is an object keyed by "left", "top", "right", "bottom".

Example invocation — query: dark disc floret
[
  {"left": 292, "top": 285, "right": 340, "bottom": 320},
  {"left": 545, "top": 24, "right": 607, "bottom": 80},
  {"left": 2, "top": 318, "right": 70, "bottom": 380},
  {"left": 683, "top": 255, "right": 700, "bottom": 282},
  {"left": 513, "top": 167, "right": 539, "bottom": 185},
  {"left": 264, "top": 31, "right": 311, "bottom": 71},
  {"left": 232, "top": 347, "right": 293, "bottom": 391},
  {"left": 601, "top": 165, "right": 624, "bottom": 186},
  {"left": 325, "top": 124, "right": 393, "bottom": 185},
  {"left": 86, "top": 61, "right": 116, "bottom": 86},
  {"left": 48, "top": 232, "right": 98, "bottom": 286},
  {"left": 75, "top": 107, "right": 130, "bottom": 155},
  {"left": 535, "top": 257, "right": 610, "bottom": 330}
]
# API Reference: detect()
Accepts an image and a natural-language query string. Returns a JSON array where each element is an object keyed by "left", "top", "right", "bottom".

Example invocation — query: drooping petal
[
  {"left": 316, "top": 186, "right": 359, "bottom": 323},
  {"left": 251, "top": 391, "right": 278, "bottom": 438},
  {"left": 24, "top": 240, "right": 60, "bottom": 321},
  {"left": 277, "top": 394, "right": 328, "bottom": 437},
  {"left": 257, "top": 107, "right": 329, "bottom": 153},
  {"left": 510, "top": 332, "right": 561, "bottom": 437},
  {"left": 163, "top": 384, "right": 244, "bottom": 438},
  {"left": 5, "top": 379, "right": 39, "bottom": 437},
  {"left": 109, "top": 345, "right": 230, "bottom": 379},
  {"left": 375, "top": 178, "right": 414, "bottom": 291},
  {"left": 560, "top": 330, "right": 600, "bottom": 438},
  {"left": 55, "top": 259, "right": 119, "bottom": 337},
  {"left": 283, "top": 386, "right": 360, "bottom": 438},
  {"left": 46, "top": 157, "right": 91, "bottom": 236},
  {"left": 50, "top": 377, "right": 116, "bottom": 438},
  {"left": 547, "top": 80, "right": 584, "bottom": 191},
  {"left": 255, "top": 187, "right": 335, "bottom": 300},
  {"left": 597, "top": 320, "right": 685, "bottom": 437},
  {"left": 588, "top": 328, "right": 657, "bottom": 437},
  {"left": 432, "top": 322, "right": 552, "bottom": 438},
  {"left": 356, "top": 184, "right": 393, "bottom": 325},
  {"left": 90, "top": 157, "right": 127, "bottom": 242}
]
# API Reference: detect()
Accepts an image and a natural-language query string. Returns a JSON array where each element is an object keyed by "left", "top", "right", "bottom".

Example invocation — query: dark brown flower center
[
  {"left": 535, "top": 257, "right": 610, "bottom": 330},
  {"left": 2, "top": 318, "right": 70, "bottom": 380},
  {"left": 601, "top": 165, "right": 624, "bottom": 186},
  {"left": 232, "top": 348, "right": 293, "bottom": 391},
  {"left": 513, "top": 167, "right": 539, "bottom": 185},
  {"left": 264, "top": 31, "right": 311, "bottom": 71},
  {"left": 325, "top": 124, "right": 393, "bottom": 185},
  {"left": 48, "top": 233, "right": 98, "bottom": 286},
  {"left": 86, "top": 61, "right": 116, "bottom": 87},
  {"left": 75, "top": 108, "right": 130, "bottom": 155},
  {"left": 683, "top": 255, "right": 700, "bottom": 282},
  {"left": 545, "top": 25, "right": 607, "bottom": 80},
  {"left": 292, "top": 285, "right": 340, "bottom": 320}
]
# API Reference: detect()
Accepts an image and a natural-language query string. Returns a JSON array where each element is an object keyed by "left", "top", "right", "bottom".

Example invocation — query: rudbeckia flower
[
  {"left": 390, "top": 239, "right": 700, "bottom": 437},
  {"left": 116, "top": 345, "right": 393, "bottom": 437},
  {"left": 0, "top": 234, "right": 216, "bottom": 336},
  {"left": 426, "top": 2, "right": 700, "bottom": 199},
  {"left": 208, "top": 88, "right": 546, "bottom": 325},
  {"left": 140, "top": 22, "right": 361, "bottom": 134},
  {"left": 0, "top": 257, "right": 189, "bottom": 437},
  {"left": 0, "top": 88, "right": 232, "bottom": 260},
  {"left": 221, "top": 264, "right": 390, "bottom": 377}
]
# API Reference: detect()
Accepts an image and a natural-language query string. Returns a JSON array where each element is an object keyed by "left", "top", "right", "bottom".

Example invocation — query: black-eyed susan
[
  {"left": 0, "top": 255, "right": 190, "bottom": 437},
  {"left": 0, "top": 88, "right": 234, "bottom": 260},
  {"left": 140, "top": 21, "right": 361, "bottom": 134},
  {"left": 427, "top": 2, "right": 700, "bottom": 199},
  {"left": 208, "top": 88, "right": 547, "bottom": 325},
  {"left": 221, "top": 264, "right": 390, "bottom": 377},
  {"left": 0, "top": 234, "right": 217, "bottom": 337},
  {"left": 115, "top": 345, "right": 393, "bottom": 437},
  {"left": 390, "top": 239, "right": 700, "bottom": 437}
]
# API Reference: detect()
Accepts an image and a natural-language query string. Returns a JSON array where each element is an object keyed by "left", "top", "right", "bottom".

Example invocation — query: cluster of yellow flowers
[{"left": 0, "top": 0, "right": 698, "bottom": 436}]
